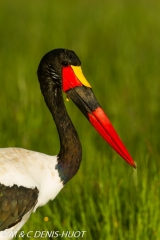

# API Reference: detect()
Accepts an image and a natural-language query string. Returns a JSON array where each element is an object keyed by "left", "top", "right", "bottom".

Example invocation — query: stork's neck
[{"left": 42, "top": 86, "right": 82, "bottom": 184}]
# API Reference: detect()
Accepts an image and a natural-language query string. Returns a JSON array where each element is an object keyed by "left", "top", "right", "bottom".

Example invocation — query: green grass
[{"left": 0, "top": 0, "right": 160, "bottom": 239}]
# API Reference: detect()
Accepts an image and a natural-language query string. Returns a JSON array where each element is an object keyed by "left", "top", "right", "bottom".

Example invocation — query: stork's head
[{"left": 37, "top": 48, "right": 136, "bottom": 168}]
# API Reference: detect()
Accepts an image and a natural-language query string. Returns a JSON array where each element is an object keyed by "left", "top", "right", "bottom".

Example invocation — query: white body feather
[{"left": 0, "top": 147, "right": 64, "bottom": 239}]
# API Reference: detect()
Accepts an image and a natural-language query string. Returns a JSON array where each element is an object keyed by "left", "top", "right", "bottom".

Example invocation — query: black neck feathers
[{"left": 37, "top": 49, "right": 82, "bottom": 184}]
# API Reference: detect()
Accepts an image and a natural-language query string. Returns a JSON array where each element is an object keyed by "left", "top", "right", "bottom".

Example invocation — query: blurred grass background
[{"left": 0, "top": 0, "right": 160, "bottom": 239}]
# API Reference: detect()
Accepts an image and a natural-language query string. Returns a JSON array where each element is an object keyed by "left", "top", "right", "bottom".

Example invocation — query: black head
[{"left": 37, "top": 48, "right": 81, "bottom": 89}]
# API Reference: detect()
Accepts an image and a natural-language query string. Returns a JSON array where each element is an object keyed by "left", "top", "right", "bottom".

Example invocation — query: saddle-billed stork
[{"left": 0, "top": 49, "right": 136, "bottom": 239}]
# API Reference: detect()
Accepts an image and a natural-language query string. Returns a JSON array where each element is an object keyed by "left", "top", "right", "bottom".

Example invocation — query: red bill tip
[{"left": 88, "top": 107, "right": 136, "bottom": 168}]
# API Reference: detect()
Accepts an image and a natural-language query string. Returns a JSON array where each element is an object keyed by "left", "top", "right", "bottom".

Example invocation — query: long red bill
[{"left": 62, "top": 65, "right": 136, "bottom": 168}]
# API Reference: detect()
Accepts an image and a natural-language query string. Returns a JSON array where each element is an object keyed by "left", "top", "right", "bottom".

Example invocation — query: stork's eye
[{"left": 62, "top": 61, "right": 68, "bottom": 66}]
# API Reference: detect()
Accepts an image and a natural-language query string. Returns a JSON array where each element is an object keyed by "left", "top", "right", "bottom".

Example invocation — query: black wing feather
[{"left": 0, "top": 184, "right": 39, "bottom": 231}]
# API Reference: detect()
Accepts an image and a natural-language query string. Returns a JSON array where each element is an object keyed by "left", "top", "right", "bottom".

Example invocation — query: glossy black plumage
[
  {"left": 37, "top": 49, "right": 83, "bottom": 184},
  {"left": 0, "top": 184, "right": 38, "bottom": 231}
]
